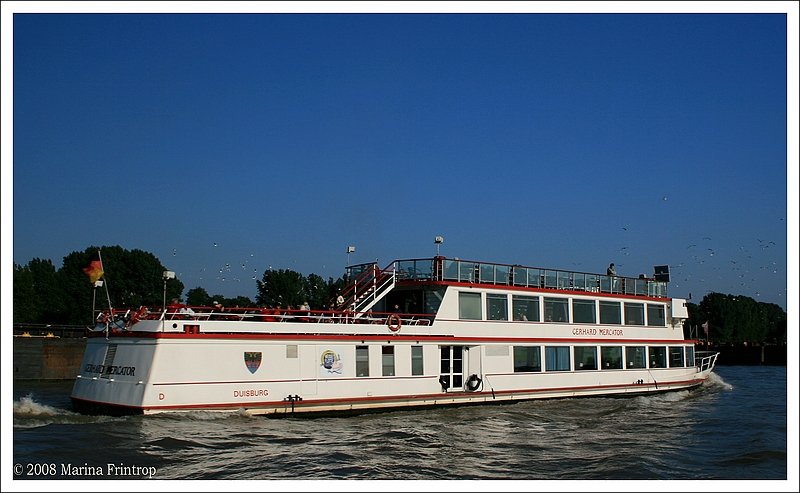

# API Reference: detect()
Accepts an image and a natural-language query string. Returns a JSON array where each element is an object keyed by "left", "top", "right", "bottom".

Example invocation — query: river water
[{"left": 9, "top": 366, "right": 791, "bottom": 488}]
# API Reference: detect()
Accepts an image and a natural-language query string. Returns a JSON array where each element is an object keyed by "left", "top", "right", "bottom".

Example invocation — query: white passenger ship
[{"left": 71, "top": 256, "right": 719, "bottom": 415}]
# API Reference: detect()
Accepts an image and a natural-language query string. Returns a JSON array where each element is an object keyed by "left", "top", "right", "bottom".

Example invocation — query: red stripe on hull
[
  {"left": 72, "top": 378, "right": 705, "bottom": 414},
  {"left": 93, "top": 331, "right": 696, "bottom": 345}
]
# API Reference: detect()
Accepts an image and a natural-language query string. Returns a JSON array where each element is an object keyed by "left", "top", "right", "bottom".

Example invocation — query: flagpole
[
  {"left": 92, "top": 283, "right": 97, "bottom": 323},
  {"left": 97, "top": 250, "right": 113, "bottom": 339},
  {"left": 97, "top": 250, "right": 113, "bottom": 311}
]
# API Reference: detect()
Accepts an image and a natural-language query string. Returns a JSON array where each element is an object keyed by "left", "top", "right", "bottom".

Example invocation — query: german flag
[{"left": 83, "top": 251, "right": 104, "bottom": 284}]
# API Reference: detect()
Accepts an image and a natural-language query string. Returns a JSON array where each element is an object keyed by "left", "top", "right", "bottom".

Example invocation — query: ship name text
[
  {"left": 84, "top": 364, "right": 136, "bottom": 376},
  {"left": 572, "top": 327, "right": 624, "bottom": 337}
]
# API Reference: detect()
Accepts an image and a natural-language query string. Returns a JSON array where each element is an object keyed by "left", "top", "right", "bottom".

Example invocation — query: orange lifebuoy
[{"left": 387, "top": 313, "right": 402, "bottom": 332}]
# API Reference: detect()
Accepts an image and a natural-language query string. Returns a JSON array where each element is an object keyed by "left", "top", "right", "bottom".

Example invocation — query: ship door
[{"left": 439, "top": 345, "right": 464, "bottom": 391}]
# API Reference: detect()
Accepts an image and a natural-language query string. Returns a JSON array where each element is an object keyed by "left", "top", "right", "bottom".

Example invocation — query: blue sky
[{"left": 5, "top": 4, "right": 797, "bottom": 310}]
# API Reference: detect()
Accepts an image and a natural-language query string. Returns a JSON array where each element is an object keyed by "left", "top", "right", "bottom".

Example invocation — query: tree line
[
  {"left": 13, "top": 245, "right": 344, "bottom": 326},
  {"left": 685, "top": 292, "right": 786, "bottom": 345},
  {"left": 13, "top": 245, "right": 787, "bottom": 345}
]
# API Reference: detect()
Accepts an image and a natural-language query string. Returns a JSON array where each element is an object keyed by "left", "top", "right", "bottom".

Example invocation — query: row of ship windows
[
  {"left": 458, "top": 291, "right": 666, "bottom": 326},
  {"left": 512, "top": 344, "right": 695, "bottom": 372},
  {"left": 352, "top": 344, "right": 695, "bottom": 379},
  {"left": 355, "top": 345, "right": 423, "bottom": 378}
]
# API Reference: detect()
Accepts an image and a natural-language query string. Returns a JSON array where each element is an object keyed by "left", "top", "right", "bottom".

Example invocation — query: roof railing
[{"left": 387, "top": 257, "right": 668, "bottom": 298}]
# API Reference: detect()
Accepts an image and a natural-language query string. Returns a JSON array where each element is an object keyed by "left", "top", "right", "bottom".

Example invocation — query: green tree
[
  {"left": 228, "top": 296, "right": 254, "bottom": 307},
  {"left": 695, "top": 292, "right": 787, "bottom": 345},
  {"left": 256, "top": 269, "right": 305, "bottom": 308},
  {"left": 255, "top": 269, "right": 344, "bottom": 309},
  {"left": 13, "top": 258, "right": 68, "bottom": 324},
  {"left": 59, "top": 246, "right": 185, "bottom": 324},
  {"left": 186, "top": 287, "right": 212, "bottom": 306},
  {"left": 759, "top": 302, "right": 788, "bottom": 344},
  {"left": 13, "top": 263, "right": 37, "bottom": 323},
  {"left": 304, "top": 273, "right": 330, "bottom": 310}
]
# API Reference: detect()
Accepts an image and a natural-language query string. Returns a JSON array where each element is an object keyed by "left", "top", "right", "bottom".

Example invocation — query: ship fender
[
  {"left": 387, "top": 314, "right": 402, "bottom": 333},
  {"left": 465, "top": 374, "right": 482, "bottom": 392}
]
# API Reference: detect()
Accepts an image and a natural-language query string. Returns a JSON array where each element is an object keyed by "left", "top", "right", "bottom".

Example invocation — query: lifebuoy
[
  {"left": 387, "top": 313, "right": 402, "bottom": 332},
  {"left": 465, "top": 374, "right": 482, "bottom": 392}
]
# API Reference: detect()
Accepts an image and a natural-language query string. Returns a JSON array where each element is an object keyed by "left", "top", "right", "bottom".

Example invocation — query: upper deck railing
[{"left": 349, "top": 257, "right": 669, "bottom": 298}]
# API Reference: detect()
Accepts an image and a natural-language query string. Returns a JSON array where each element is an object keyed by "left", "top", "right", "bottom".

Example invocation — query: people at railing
[
  {"left": 167, "top": 299, "right": 196, "bottom": 320},
  {"left": 260, "top": 307, "right": 279, "bottom": 322},
  {"left": 211, "top": 301, "right": 238, "bottom": 320}
]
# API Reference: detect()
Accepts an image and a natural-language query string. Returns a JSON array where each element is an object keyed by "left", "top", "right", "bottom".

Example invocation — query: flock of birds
[
  {"left": 164, "top": 218, "right": 785, "bottom": 305},
  {"left": 608, "top": 225, "right": 784, "bottom": 303}
]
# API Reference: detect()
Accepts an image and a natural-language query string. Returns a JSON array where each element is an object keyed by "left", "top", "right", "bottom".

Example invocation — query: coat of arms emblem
[{"left": 244, "top": 352, "right": 262, "bottom": 374}]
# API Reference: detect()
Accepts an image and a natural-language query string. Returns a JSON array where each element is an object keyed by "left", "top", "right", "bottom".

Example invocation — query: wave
[
  {"left": 13, "top": 393, "right": 124, "bottom": 428},
  {"left": 148, "top": 408, "right": 256, "bottom": 421},
  {"left": 705, "top": 371, "right": 734, "bottom": 390},
  {"left": 13, "top": 394, "right": 65, "bottom": 417},
  {"left": 633, "top": 389, "right": 692, "bottom": 404}
]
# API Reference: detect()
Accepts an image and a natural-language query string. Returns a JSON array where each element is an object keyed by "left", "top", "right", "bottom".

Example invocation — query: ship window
[
  {"left": 513, "top": 346, "right": 542, "bottom": 372},
  {"left": 440, "top": 346, "right": 464, "bottom": 389},
  {"left": 572, "top": 299, "right": 596, "bottom": 324},
  {"left": 286, "top": 345, "right": 298, "bottom": 358},
  {"left": 624, "top": 302, "right": 645, "bottom": 325},
  {"left": 626, "top": 346, "right": 646, "bottom": 369},
  {"left": 356, "top": 345, "right": 369, "bottom": 377},
  {"left": 545, "top": 346, "right": 571, "bottom": 371},
  {"left": 422, "top": 288, "right": 445, "bottom": 315},
  {"left": 411, "top": 346, "right": 424, "bottom": 375},
  {"left": 486, "top": 294, "right": 508, "bottom": 320},
  {"left": 543, "top": 297, "right": 569, "bottom": 322},
  {"left": 382, "top": 346, "right": 395, "bottom": 376},
  {"left": 512, "top": 295, "right": 540, "bottom": 321},
  {"left": 574, "top": 346, "right": 597, "bottom": 370},
  {"left": 649, "top": 346, "right": 667, "bottom": 368},
  {"left": 647, "top": 304, "right": 666, "bottom": 326},
  {"left": 685, "top": 346, "right": 695, "bottom": 367},
  {"left": 601, "top": 346, "right": 623, "bottom": 369},
  {"left": 669, "top": 346, "right": 685, "bottom": 367},
  {"left": 599, "top": 301, "right": 621, "bottom": 324},
  {"left": 458, "top": 292, "right": 482, "bottom": 320}
]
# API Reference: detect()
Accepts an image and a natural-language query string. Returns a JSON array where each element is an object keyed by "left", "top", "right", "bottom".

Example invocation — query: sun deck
[{"left": 348, "top": 257, "right": 669, "bottom": 298}]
